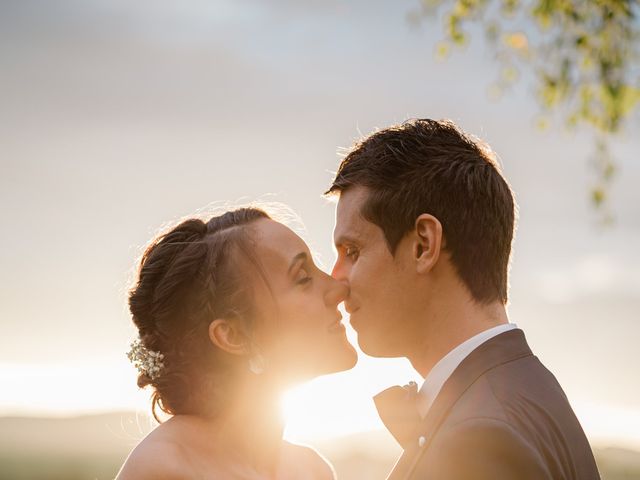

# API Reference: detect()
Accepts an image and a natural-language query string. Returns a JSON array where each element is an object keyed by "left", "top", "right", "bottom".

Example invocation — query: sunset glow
[{"left": 1, "top": 2, "right": 639, "bottom": 479}]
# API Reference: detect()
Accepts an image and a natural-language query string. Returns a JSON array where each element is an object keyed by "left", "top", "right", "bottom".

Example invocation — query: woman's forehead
[{"left": 252, "top": 219, "right": 308, "bottom": 266}]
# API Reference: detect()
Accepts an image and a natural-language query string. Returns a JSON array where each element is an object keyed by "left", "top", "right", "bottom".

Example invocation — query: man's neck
[{"left": 408, "top": 299, "right": 509, "bottom": 379}]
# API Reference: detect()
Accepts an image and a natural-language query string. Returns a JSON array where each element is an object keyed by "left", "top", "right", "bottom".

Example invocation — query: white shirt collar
[{"left": 416, "top": 323, "right": 517, "bottom": 418}]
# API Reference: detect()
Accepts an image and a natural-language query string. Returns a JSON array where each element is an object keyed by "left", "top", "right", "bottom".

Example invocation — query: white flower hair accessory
[{"left": 127, "top": 339, "right": 165, "bottom": 380}]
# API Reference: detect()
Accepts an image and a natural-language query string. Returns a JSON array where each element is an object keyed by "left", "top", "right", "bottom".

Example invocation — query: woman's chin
[
  {"left": 294, "top": 348, "right": 358, "bottom": 382},
  {"left": 322, "top": 344, "right": 359, "bottom": 375},
  {"left": 343, "top": 344, "right": 359, "bottom": 370}
]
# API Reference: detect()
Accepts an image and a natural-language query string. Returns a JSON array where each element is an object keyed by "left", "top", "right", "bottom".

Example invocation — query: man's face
[{"left": 332, "top": 186, "right": 418, "bottom": 357}]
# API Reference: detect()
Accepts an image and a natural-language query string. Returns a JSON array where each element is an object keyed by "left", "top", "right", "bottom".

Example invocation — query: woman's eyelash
[{"left": 296, "top": 269, "right": 312, "bottom": 285}]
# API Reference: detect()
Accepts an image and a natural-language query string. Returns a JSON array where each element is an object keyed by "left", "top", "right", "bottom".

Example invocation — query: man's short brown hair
[{"left": 327, "top": 119, "right": 516, "bottom": 304}]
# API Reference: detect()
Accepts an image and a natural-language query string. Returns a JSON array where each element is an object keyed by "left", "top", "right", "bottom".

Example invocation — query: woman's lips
[
  {"left": 327, "top": 321, "right": 346, "bottom": 334},
  {"left": 327, "top": 315, "right": 346, "bottom": 333}
]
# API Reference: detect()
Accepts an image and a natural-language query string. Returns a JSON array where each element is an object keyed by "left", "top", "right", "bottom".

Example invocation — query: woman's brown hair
[{"left": 128, "top": 208, "right": 269, "bottom": 422}]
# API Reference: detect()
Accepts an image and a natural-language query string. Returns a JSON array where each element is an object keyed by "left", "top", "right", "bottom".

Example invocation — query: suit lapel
[{"left": 387, "top": 329, "right": 534, "bottom": 480}]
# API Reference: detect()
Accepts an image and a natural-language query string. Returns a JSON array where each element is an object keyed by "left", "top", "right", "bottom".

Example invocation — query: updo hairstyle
[{"left": 128, "top": 208, "right": 270, "bottom": 421}]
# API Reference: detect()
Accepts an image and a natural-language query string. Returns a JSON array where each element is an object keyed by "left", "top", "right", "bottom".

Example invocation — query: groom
[{"left": 326, "top": 119, "right": 600, "bottom": 479}]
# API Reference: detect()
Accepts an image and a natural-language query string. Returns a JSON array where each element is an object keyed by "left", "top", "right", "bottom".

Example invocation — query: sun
[{"left": 281, "top": 375, "right": 378, "bottom": 443}]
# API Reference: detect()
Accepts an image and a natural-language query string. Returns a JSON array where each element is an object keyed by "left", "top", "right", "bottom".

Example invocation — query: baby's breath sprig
[{"left": 127, "top": 339, "right": 165, "bottom": 380}]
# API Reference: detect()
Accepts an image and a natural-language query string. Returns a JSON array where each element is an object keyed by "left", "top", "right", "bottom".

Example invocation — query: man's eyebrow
[
  {"left": 287, "top": 252, "right": 308, "bottom": 274},
  {"left": 334, "top": 233, "right": 360, "bottom": 247}
]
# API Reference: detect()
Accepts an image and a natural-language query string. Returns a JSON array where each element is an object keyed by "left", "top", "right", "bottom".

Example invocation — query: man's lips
[
  {"left": 344, "top": 302, "right": 359, "bottom": 315},
  {"left": 344, "top": 303, "right": 361, "bottom": 331}
]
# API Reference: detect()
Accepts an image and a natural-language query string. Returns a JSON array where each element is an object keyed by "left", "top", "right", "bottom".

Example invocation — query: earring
[{"left": 248, "top": 352, "right": 265, "bottom": 375}]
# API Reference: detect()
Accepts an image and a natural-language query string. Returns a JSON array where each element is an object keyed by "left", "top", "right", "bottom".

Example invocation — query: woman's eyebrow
[{"left": 287, "top": 252, "right": 308, "bottom": 274}]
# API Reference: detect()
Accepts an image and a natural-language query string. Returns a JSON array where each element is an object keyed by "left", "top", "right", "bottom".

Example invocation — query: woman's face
[{"left": 249, "top": 219, "right": 357, "bottom": 381}]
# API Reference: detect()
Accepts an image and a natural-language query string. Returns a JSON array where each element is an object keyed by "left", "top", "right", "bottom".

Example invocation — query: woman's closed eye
[{"left": 295, "top": 267, "right": 312, "bottom": 285}]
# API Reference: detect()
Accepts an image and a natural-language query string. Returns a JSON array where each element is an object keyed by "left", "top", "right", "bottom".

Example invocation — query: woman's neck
[{"left": 194, "top": 375, "right": 286, "bottom": 476}]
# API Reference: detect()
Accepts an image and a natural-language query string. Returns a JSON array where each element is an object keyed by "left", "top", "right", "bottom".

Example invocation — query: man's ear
[
  {"left": 413, "top": 213, "right": 443, "bottom": 274},
  {"left": 208, "top": 318, "right": 250, "bottom": 356}
]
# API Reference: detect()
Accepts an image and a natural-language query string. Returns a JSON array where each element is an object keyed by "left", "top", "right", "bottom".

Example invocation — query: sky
[{"left": 1, "top": 0, "right": 639, "bottom": 449}]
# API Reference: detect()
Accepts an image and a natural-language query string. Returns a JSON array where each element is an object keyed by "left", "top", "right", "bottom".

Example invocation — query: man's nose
[{"left": 331, "top": 259, "right": 346, "bottom": 281}]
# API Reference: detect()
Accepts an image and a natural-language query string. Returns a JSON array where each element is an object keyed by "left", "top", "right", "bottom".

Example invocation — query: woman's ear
[
  {"left": 413, "top": 213, "right": 443, "bottom": 274},
  {"left": 208, "top": 318, "right": 249, "bottom": 356}
]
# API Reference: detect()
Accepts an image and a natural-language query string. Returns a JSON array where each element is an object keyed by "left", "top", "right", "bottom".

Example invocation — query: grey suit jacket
[{"left": 386, "top": 329, "right": 600, "bottom": 480}]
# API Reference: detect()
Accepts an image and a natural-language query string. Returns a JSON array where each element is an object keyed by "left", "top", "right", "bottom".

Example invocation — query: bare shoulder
[
  {"left": 282, "top": 441, "right": 336, "bottom": 480},
  {"left": 116, "top": 434, "right": 191, "bottom": 480}
]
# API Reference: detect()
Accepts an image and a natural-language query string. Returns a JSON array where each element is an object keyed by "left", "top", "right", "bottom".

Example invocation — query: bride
[{"left": 117, "top": 207, "right": 357, "bottom": 479}]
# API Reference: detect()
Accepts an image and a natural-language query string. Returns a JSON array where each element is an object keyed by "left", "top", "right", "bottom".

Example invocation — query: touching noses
[{"left": 324, "top": 273, "right": 350, "bottom": 307}]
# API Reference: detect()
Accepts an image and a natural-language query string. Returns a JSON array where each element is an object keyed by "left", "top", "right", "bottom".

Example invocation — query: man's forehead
[
  {"left": 334, "top": 186, "right": 369, "bottom": 242},
  {"left": 336, "top": 185, "right": 369, "bottom": 216}
]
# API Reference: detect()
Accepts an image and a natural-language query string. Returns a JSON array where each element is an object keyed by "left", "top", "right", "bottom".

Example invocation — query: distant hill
[
  {"left": 1, "top": 412, "right": 638, "bottom": 480},
  {"left": 0, "top": 412, "right": 154, "bottom": 480}
]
